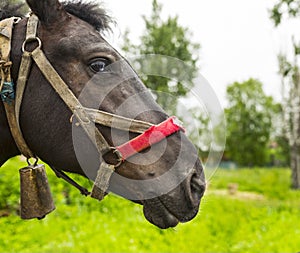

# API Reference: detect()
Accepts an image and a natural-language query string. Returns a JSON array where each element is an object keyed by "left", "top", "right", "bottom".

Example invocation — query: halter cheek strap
[
  {"left": 0, "top": 16, "right": 34, "bottom": 159},
  {"left": 0, "top": 14, "right": 185, "bottom": 201}
]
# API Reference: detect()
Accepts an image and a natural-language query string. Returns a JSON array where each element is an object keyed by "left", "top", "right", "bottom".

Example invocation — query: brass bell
[{"left": 19, "top": 164, "right": 55, "bottom": 219}]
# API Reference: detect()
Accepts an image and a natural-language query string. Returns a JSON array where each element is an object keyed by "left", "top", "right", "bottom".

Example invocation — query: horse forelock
[
  {"left": 0, "top": 0, "right": 114, "bottom": 33},
  {"left": 62, "top": 0, "right": 114, "bottom": 33}
]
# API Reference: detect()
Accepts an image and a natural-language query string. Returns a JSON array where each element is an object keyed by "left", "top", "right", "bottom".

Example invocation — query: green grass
[{"left": 0, "top": 158, "right": 300, "bottom": 252}]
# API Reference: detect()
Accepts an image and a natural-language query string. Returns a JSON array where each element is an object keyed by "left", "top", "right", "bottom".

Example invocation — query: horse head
[{"left": 1, "top": 0, "right": 206, "bottom": 229}]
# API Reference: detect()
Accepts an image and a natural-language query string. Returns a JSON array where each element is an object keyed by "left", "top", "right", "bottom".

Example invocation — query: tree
[
  {"left": 271, "top": 0, "right": 300, "bottom": 189},
  {"left": 270, "top": 0, "right": 300, "bottom": 26},
  {"left": 225, "top": 79, "right": 280, "bottom": 167},
  {"left": 278, "top": 50, "right": 300, "bottom": 188},
  {"left": 121, "top": 0, "right": 200, "bottom": 111}
]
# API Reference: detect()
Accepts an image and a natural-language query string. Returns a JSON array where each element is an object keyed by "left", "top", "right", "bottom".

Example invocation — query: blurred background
[{"left": 1, "top": 0, "right": 300, "bottom": 252}]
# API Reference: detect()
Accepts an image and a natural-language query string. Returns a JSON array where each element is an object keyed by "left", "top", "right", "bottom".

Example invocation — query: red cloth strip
[{"left": 116, "top": 117, "right": 184, "bottom": 161}]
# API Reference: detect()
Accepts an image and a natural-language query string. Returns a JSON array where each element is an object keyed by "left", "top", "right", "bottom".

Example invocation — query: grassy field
[{"left": 0, "top": 157, "right": 299, "bottom": 252}]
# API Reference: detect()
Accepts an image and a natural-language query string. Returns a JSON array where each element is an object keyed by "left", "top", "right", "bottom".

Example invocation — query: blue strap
[{"left": 0, "top": 81, "right": 15, "bottom": 104}]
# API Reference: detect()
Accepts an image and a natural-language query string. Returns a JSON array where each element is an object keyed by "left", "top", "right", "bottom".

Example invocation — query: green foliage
[
  {"left": 122, "top": 0, "right": 200, "bottom": 111},
  {"left": 210, "top": 167, "right": 299, "bottom": 199},
  {"left": 270, "top": 0, "right": 300, "bottom": 26},
  {"left": 225, "top": 79, "right": 281, "bottom": 166},
  {"left": 0, "top": 158, "right": 300, "bottom": 252},
  {"left": 0, "top": 158, "right": 20, "bottom": 212},
  {"left": 183, "top": 106, "right": 211, "bottom": 155},
  {"left": 271, "top": 0, "right": 300, "bottom": 189}
]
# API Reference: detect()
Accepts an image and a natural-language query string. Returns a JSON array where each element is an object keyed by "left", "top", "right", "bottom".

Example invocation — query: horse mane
[
  {"left": 0, "top": 0, "right": 113, "bottom": 33},
  {"left": 0, "top": 2, "right": 27, "bottom": 20}
]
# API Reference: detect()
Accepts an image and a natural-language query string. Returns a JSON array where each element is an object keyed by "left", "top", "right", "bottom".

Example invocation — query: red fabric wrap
[{"left": 116, "top": 116, "right": 184, "bottom": 161}]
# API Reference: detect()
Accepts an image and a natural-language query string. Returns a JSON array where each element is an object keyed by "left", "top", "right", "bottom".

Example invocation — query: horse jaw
[
  {"left": 0, "top": 102, "right": 20, "bottom": 166},
  {"left": 108, "top": 138, "right": 205, "bottom": 229}
]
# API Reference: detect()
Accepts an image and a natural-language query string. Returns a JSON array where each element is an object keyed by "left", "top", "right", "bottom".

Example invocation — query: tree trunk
[
  {"left": 278, "top": 48, "right": 300, "bottom": 189},
  {"left": 290, "top": 144, "right": 300, "bottom": 189},
  {"left": 290, "top": 67, "right": 300, "bottom": 189}
]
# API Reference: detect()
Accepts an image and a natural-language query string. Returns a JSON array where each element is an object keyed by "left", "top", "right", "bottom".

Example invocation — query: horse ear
[{"left": 26, "top": 0, "right": 67, "bottom": 25}]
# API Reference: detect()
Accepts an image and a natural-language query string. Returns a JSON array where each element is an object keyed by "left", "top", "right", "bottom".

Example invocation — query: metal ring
[
  {"left": 13, "top": 17, "right": 21, "bottom": 24},
  {"left": 102, "top": 147, "right": 123, "bottom": 168},
  {"left": 112, "top": 148, "right": 123, "bottom": 167},
  {"left": 22, "top": 37, "right": 42, "bottom": 53},
  {"left": 27, "top": 156, "right": 39, "bottom": 166}
]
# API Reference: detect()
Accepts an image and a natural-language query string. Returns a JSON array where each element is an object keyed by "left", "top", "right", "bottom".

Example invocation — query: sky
[{"left": 103, "top": 0, "right": 300, "bottom": 107}]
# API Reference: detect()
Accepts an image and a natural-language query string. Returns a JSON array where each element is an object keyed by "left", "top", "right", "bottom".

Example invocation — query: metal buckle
[
  {"left": 22, "top": 36, "right": 42, "bottom": 53},
  {"left": 102, "top": 147, "right": 123, "bottom": 168}
]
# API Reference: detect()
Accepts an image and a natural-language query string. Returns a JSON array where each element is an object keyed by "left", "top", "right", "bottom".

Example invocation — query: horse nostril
[
  {"left": 190, "top": 172, "right": 206, "bottom": 202},
  {"left": 147, "top": 171, "right": 156, "bottom": 177}
]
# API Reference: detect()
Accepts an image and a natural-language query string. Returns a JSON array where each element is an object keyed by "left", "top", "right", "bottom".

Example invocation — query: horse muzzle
[{"left": 142, "top": 159, "right": 205, "bottom": 229}]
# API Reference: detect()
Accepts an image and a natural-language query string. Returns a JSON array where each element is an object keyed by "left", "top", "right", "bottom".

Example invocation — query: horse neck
[{"left": 0, "top": 98, "right": 20, "bottom": 166}]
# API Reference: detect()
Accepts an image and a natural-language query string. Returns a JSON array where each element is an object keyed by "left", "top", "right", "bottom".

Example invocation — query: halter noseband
[{"left": 0, "top": 15, "right": 184, "bottom": 200}]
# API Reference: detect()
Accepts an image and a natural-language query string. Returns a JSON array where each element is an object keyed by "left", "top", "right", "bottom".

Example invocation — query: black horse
[{"left": 0, "top": 0, "right": 205, "bottom": 229}]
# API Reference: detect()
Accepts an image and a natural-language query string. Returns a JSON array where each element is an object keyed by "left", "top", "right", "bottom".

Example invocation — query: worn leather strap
[
  {"left": 15, "top": 52, "right": 32, "bottom": 128},
  {"left": 85, "top": 107, "right": 153, "bottom": 134},
  {"left": 25, "top": 14, "right": 38, "bottom": 41},
  {"left": 0, "top": 17, "right": 34, "bottom": 158},
  {"left": 15, "top": 14, "right": 39, "bottom": 127},
  {"left": 90, "top": 161, "right": 115, "bottom": 200}
]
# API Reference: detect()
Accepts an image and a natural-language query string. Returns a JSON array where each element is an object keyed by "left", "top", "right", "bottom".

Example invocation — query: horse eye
[{"left": 89, "top": 58, "right": 110, "bottom": 73}]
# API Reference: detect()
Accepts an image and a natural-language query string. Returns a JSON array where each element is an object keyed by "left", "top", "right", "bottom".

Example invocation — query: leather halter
[{"left": 0, "top": 14, "right": 184, "bottom": 200}]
